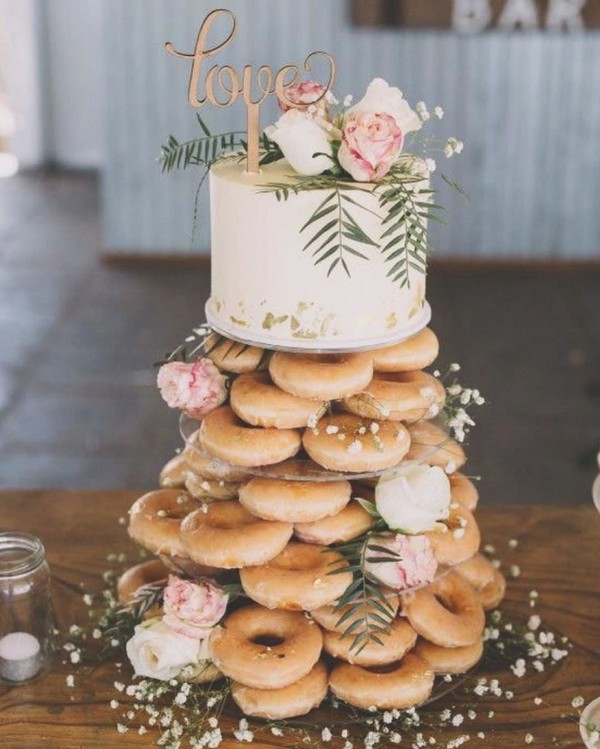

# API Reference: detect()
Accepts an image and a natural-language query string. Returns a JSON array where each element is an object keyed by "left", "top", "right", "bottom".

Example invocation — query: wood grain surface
[{"left": 0, "top": 490, "right": 599, "bottom": 748}]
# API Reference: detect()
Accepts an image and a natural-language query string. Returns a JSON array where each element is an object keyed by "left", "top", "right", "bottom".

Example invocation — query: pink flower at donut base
[
  {"left": 364, "top": 533, "right": 438, "bottom": 591},
  {"left": 162, "top": 576, "right": 228, "bottom": 639},
  {"left": 157, "top": 359, "right": 227, "bottom": 418}
]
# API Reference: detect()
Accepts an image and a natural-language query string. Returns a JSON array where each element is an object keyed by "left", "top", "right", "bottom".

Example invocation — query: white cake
[{"left": 206, "top": 158, "right": 430, "bottom": 351}]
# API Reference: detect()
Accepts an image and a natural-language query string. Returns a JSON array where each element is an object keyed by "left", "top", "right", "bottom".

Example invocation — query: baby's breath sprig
[
  {"left": 111, "top": 675, "right": 230, "bottom": 749},
  {"left": 64, "top": 550, "right": 575, "bottom": 749},
  {"left": 433, "top": 363, "right": 485, "bottom": 444}
]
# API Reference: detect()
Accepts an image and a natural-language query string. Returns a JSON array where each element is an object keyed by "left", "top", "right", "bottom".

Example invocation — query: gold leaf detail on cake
[
  {"left": 320, "top": 314, "right": 335, "bottom": 337},
  {"left": 386, "top": 313, "right": 398, "bottom": 330},
  {"left": 409, "top": 284, "right": 426, "bottom": 318},
  {"left": 292, "top": 329, "right": 318, "bottom": 339},
  {"left": 290, "top": 316, "right": 300, "bottom": 332},
  {"left": 229, "top": 316, "right": 249, "bottom": 328},
  {"left": 262, "top": 312, "right": 289, "bottom": 330}
]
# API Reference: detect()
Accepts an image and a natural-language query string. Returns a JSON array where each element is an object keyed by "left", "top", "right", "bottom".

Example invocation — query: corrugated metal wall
[{"left": 103, "top": 0, "right": 600, "bottom": 258}]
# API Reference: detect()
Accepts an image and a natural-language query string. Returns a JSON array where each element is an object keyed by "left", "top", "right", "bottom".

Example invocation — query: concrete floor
[{"left": 0, "top": 171, "right": 599, "bottom": 505}]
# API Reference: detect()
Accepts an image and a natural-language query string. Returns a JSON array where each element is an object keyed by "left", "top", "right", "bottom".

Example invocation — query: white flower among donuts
[{"left": 374, "top": 462, "right": 451, "bottom": 534}]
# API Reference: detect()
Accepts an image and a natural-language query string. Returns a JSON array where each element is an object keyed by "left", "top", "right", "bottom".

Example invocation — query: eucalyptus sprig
[
  {"left": 159, "top": 116, "right": 284, "bottom": 246},
  {"left": 155, "top": 325, "right": 271, "bottom": 374},
  {"left": 377, "top": 165, "right": 443, "bottom": 288},
  {"left": 158, "top": 114, "right": 283, "bottom": 173},
  {"left": 327, "top": 528, "right": 402, "bottom": 654},
  {"left": 260, "top": 154, "right": 453, "bottom": 287}
]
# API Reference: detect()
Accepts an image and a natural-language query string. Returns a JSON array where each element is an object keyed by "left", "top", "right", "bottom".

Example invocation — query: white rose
[
  {"left": 347, "top": 78, "right": 422, "bottom": 136},
  {"left": 265, "top": 109, "right": 334, "bottom": 176},
  {"left": 126, "top": 618, "right": 203, "bottom": 681},
  {"left": 375, "top": 462, "right": 451, "bottom": 534}
]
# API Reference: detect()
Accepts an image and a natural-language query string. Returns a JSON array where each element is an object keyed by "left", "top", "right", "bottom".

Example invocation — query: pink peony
[
  {"left": 156, "top": 359, "right": 227, "bottom": 418},
  {"left": 162, "top": 576, "right": 228, "bottom": 639},
  {"left": 338, "top": 112, "right": 403, "bottom": 182},
  {"left": 363, "top": 534, "right": 437, "bottom": 591},
  {"left": 278, "top": 80, "right": 327, "bottom": 113}
]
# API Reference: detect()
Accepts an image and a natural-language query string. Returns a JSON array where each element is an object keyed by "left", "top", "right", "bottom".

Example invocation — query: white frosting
[{"left": 207, "top": 158, "right": 429, "bottom": 350}]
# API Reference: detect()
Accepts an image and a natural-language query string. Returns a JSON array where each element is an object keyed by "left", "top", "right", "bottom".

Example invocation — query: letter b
[{"left": 452, "top": 0, "right": 493, "bottom": 33}]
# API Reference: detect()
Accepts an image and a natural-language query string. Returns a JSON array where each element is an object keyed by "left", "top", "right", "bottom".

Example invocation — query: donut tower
[
  {"left": 124, "top": 324, "right": 507, "bottom": 718},
  {"left": 122, "top": 24, "right": 505, "bottom": 721}
]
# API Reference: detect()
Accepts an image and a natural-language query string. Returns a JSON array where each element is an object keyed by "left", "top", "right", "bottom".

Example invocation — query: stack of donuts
[{"left": 123, "top": 327, "right": 506, "bottom": 719}]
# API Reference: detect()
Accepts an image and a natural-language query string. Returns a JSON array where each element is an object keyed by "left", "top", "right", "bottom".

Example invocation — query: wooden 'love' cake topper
[{"left": 165, "top": 8, "right": 336, "bottom": 174}]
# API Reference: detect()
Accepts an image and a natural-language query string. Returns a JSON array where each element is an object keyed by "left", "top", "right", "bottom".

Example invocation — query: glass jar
[{"left": 0, "top": 532, "right": 55, "bottom": 685}]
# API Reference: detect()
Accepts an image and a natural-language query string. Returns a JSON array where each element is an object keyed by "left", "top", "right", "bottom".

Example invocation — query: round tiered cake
[{"left": 207, "top": 158, "right": 430, "bottom": 350}]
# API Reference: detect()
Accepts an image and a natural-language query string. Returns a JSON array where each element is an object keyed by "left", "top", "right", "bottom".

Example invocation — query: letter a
[{"left": 498, "top": 0, "right": 540, "bottom": 29}]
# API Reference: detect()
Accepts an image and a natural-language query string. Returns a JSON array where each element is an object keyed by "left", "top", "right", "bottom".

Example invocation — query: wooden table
[{"left": 1, "top": 490, "right": 599, "bottom": 749}]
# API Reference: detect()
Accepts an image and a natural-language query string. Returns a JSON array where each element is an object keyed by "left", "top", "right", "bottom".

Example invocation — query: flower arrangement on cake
[{"left": 161, "top": 76, "right": 463, "bottom": 290}]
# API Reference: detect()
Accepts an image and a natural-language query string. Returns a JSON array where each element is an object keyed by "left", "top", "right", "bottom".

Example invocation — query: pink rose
[
  {"left": 363, "top": 534, "right": 437, "bottom": 591},
  {"left": 162, "top": 576, "right": 228, "bottom": 639},
  {"left": 157, "top": 359, "right": 227, "bottom": 418},
  {"left": 279, "top": 80, "right": 327, "bottom": 113},
  {"left": 338, "top": 112, "right": 403, "bottom": 182}
]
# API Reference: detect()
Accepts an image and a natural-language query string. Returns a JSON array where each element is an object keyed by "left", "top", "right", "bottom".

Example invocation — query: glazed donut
[
  {"left": 454, "top": 554, "right": 505, "bottom": 610},
  {"left": 203, "top": 333, "right": 266, "bottom": 374},
  {"left": 343, "top": 371, "right": 445, "bottom": 422},
  {"left": 184, "top": 472, "right": 243, "bottom": 501},
  {"left": 158, "top": 553, "right": 224, "bottom": 581},
  {"left": 231, "top": 371, "right": 326, "bottom": 429},
  {"left": 455, "top": 553, "right": 496, "bottom": 591},
  {"left": 182, "top": 431, "right": 247, "bottom": 482},
  {"left": 479, "top": 569, "right": 506, "bottom": 611},
  {"left": 303, "top": 414, "right": 410, "bottom": 472},
  {"left": 329, "top": 653, "right": 435, "bottom": 710},
  {"left": 414, "top": 638, "right": 483, "bottom": 675},
  {"left": 231, "top": 661, "right": 328, "bottom": 719},
  {"left": 450, "top": 472, "right": 479, "bottom": 511},
  {"left": 402, "top": 571, "right": 485, "bottom": 648},
  {"left": 239, "top": 477, "right": 351, "bottom": 523},
  {"left": 294, "top": 500, "right": 375, "bottom": 545},
  {"left": 181, "top": 501, "right": 293, "bottom": 569},
  {"left": 117, "top": 559, "right": 169, "bottom": 606},
  {"left": 425, "top": 506, "right": 481, "bottom": 566},
  {"left": 128, "top": 489, "right": 199, "bottom": 557},
  {"left": 159, "top": 453, "right": 188, "bottom": 488},
  {"left": 371, "top": 328, "right": 439, "bottom": 372},
  {"left": 405, "top": 421, "right": 466, "bottom": 472},
  {"left": 240, "top": 542, "right": 353, "bottom": 611},
  {"left": 209, "top": 605, "right": 323, "bottom": 689},
  {"left": 311, "top": 590, "right": 399, "bottom": 633},
  {"left": 269, "top": 351, "right": 373, "bottom": 401},
  {"left": 199, "top": 406, "right": 301, "bottom": 467},
  {"left": 323, "top": 617, "right": 417, "bottom": 667}
]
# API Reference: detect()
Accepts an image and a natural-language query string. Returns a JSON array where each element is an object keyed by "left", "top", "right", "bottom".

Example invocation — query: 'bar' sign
[{"left": 351, "top": 0, "right": 599, "bottom": 31}]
